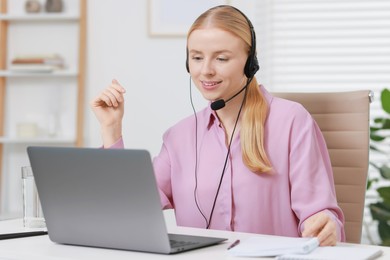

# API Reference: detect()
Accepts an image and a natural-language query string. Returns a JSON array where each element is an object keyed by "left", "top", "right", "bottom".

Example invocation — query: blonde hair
[{"left": 187, "top": 6, "right": 272, "bottom": 173}]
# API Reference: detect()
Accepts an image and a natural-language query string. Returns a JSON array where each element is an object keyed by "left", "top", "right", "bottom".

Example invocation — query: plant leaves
[
  {"left": 369, "top": 88, "right": 390, "bottom": 245},
  {"left": 367, "top": 177, "right": 378, "bottom": 189},
  {"left": 382, "top": 118, "right": 390, "bottom": 129},
  {"left": 370, "top": 126, "right": 381, "bottom": 132},
  {"left": 371, "top": 118, "right": 390, "bottom": 132},
  {"left": 369, "top": 202, "right": 390, "bottom": 221},
  {"left": 378, "top": 221, "right": 390, "bottom": 246},
  {"left": 370, "top": 145, "right": 385, "bottom": 154},
  {"left": 378, "top": 186, "right": 390, "bottom": 199},
  {"left": 379, "top": 165, "right": 390, "bottom": 180},
  {"left": 370, "top": 133, "right": 386, "bottom": 142},
  {"left": 381, "top": 88, "right": 390, "bottom": 114},
  {"left": 374, "top": 117, "right": 385, "bottom": 124}
]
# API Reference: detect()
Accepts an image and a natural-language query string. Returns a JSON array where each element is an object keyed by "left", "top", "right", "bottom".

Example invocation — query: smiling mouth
[{"left": 201, "top": 80, "right": 222, "bottom": 89}]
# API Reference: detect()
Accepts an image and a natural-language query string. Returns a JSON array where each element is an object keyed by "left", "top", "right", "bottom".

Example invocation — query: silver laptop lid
[{"left": 27, "top": 147, "right": 172, "bottom": 253}]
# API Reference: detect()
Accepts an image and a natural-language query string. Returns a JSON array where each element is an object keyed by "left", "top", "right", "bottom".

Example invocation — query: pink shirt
[{"left": 112, "top": 86, "right": 345, "bottom": 241}]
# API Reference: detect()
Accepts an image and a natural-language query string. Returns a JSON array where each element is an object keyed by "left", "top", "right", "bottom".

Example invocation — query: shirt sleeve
[
  {"left": 288, "top": 105, "right": 346, "bottom": 242},
  {"left": 153, "top": 133, "right": 174, "bottom": 210},
  {"left": 105, "top": 138, "right": 125, "bottom": 149}
]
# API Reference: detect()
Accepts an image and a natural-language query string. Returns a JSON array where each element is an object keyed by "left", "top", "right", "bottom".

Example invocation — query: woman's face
[{"left": 187, "top": 27, "right": 248, "bottom": 103}]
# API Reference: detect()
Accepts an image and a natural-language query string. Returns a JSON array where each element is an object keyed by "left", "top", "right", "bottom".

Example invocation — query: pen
[
  {"left": 0, "top": 231, "right": 48, "bottom": 240},
  {"left": 227, "top": 239, "right": 240, "bottom": 250}
]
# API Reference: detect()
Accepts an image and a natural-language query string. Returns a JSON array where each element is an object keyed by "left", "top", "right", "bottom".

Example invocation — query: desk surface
[{"left": 0, "top": 217, "right": 389, "bottom": 260}]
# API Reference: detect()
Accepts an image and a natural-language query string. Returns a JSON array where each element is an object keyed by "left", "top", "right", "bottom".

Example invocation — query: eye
[
  {"left": 191, "top": 55, "right": 203, "bottom": 61},
  {"left": 216, "top": 56, "right": 228, "bottom": 62}
]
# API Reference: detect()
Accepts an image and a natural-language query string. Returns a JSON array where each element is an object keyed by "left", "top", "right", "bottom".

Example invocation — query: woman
[{"left": 91, "top": 5, "right": 345, "bottom": 246}]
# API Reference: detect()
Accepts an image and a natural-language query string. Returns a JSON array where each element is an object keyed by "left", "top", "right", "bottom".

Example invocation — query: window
[{"left": 250, "top": 0, "right": 390, "bottom": 244}]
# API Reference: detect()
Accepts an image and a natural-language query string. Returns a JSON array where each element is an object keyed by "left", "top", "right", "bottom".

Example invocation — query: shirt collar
[
  {"left": 203, "top": 85, "right": 273, "bottom": 130},
  {"left": 205, "top": 105, "right": 218, "bottom": 130}
]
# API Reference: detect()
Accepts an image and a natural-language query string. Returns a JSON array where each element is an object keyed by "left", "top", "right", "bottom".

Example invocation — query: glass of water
[{"left": 22, "top": 166, "right": 46, "bottom": 228}]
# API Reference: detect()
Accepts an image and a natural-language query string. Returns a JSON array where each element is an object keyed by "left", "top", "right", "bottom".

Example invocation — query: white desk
[{"left": 0, "top": 218, "right": 389, "bottom": 260}]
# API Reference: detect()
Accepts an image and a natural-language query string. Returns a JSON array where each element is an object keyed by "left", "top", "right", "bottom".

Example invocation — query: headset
[{"left": 185, "top": 5, "right": 259, "bottom": 79}]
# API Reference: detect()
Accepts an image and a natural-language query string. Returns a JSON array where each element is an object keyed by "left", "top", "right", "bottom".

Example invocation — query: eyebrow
[{"left": 189, "top": 49, "right": 233, "bottom": 55}]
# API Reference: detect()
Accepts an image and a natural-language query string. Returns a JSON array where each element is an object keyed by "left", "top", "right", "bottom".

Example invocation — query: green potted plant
[{"left": 369, "top": 88, "right": 390, "bottom": 246}]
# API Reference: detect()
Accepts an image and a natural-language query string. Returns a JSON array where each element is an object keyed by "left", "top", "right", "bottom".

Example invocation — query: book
[
  {"left": 11, "top": 57, "right": 64, "bottom": 66},
  {"left": 10, "top": 54, "right": 65, "bottom": 71},
  {"left": 276, "top": 245, "right": 383, "bottom": 260},
  {"left": 228, "top": 236, "right": 319, "bottom": 257}
]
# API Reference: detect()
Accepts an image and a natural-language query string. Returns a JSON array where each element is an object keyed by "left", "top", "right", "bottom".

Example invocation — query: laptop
[{"left": 27, "top": 146, "right": 227, "bottom": 254}]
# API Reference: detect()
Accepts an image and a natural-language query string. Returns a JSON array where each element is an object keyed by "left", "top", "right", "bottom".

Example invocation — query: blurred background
[{"left": 1, "top": 0, "right": 389, "bottom": 245}]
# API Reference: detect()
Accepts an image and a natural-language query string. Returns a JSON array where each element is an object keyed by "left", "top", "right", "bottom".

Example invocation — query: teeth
[{"left": 203, "top": 81, "right": 218, "bottom": 86}]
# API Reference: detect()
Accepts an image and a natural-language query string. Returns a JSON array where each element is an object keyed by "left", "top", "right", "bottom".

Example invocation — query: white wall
[
  {"left": 84, "top": 0, "right": 207, "bottom": 156},
  {"left": 1, "top": 0, "right": 251, "bottom": 218}
]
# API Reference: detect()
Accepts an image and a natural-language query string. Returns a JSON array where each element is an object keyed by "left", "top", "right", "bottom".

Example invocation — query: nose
[{"left": 201, "top": 59, "right": 215, "bottom": 76}]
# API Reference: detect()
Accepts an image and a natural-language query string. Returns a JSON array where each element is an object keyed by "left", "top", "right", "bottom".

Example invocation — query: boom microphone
[
  {"left": 210, "top": 99, "right": 227, "bottom": 111},
  {"left": 210, "top": 78, "right": 253, "bottom": 111}
]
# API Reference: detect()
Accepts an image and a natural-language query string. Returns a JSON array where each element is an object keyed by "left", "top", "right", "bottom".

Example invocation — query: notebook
[
  {"left": 229, "top": 235, "right": 383, "bottom": 260},
  {"left": 276, "top": 245, "right": 383, "bottom": 260},
  {"left": 27, "top": 146, "right": 227, "bottom": 254},
  {"left": 228, "top": 235, "right": 319, "bottom": 257}
]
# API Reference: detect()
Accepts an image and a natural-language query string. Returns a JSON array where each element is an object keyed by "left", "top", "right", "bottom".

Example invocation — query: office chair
[{"left": 273, "top": 90, "right": 372, "bottom": 244}]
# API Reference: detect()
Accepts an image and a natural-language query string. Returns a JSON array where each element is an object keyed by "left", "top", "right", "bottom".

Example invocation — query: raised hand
[{"left": 90, "top": 79, "right": 126, "bottom": 147}]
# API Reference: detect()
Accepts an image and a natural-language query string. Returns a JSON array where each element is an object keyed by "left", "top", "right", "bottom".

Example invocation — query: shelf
[
  {"left": 0, "top": 69, "right": 78, "bottom": 77},
  {"left": 0, "top": 0, "right": 86, "bottom": 214},
  {"left": 0, "top": 136, "right": 75, "bottom": 144},
  {"left": 0, "top": 13, "right": 79, "bottom": 22}
]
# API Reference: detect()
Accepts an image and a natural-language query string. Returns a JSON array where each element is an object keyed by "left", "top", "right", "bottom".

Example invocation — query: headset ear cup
[
  {"left": 244, "top": 58, "right": 252, "bottom": 78},
  {"left": 252, "top": 56, "right": 260, "bottom": 76},
  {"left": 244, "top": 55, "right": 259, "bottom": 78},
  {"left": 186, "top": 49, "right": 190, "bottom": 73}
]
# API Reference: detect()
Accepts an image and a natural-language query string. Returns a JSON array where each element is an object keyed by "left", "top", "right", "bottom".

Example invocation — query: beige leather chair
[{"left": 273, "top": 90, "right": 372, "bottom": 244}]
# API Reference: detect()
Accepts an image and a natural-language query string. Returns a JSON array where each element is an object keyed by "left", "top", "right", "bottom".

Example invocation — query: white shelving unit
[
  {"left": 0, "top": 69, "right": 78, "bottom": 77},
  {"left": 0, "top": 136, "right": 75, "bottom": 144},
  {"left": 0, "top": 13, "right": 79, "bottom": 21},
  {"left": 0, "top": 0, "right": 86, "bottom": 215}
]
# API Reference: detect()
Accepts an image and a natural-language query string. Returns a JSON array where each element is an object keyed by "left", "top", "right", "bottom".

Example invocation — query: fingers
[
  {"left": 302, "top": 214, "right": 325, "bottom": 238},
  {"left": 318, "top": 228, "right": 337, "bottom": 246},
  {"left": 91, "top": 79, "right": 126, "bottom": 108},
  {"left": 302, "top": 212, "right": 337, "bottom": 246},
  {"left": 111, "top": 79, "right": 126, "bottom": 95},
  {"left": 317, "top": 220, "right": 337, "bottom": 246}
]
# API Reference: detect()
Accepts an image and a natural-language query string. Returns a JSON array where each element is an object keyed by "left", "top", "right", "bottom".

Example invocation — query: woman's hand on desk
[
  {"left": 302, "top": 211, "right": 337, "bottom": 246},
  {"left": 90, "top": 79, "right": 126, "bottom": 147}
]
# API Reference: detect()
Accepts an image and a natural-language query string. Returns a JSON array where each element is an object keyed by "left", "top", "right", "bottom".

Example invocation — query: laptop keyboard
[{"left": 170, "top": 239, "right": 200, "bottom": 248}]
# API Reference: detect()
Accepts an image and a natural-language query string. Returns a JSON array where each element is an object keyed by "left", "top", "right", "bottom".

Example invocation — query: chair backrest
[{"left": 272, "top": 90, "right": 372, "bottom": 244}]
